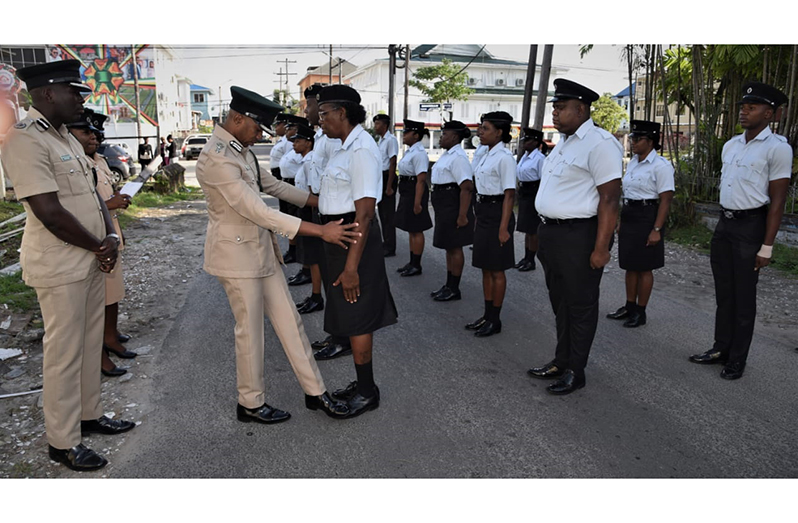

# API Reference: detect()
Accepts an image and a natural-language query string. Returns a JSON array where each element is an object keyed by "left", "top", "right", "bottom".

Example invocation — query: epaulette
[
  {"left": 34, "top": 118, "right": 50, "bottom": 131},
  {"left": 229, "top": 140, "right": 243, "bottom": 153}
]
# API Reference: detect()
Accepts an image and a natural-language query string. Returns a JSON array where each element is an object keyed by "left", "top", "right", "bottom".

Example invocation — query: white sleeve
[
  {"left": 387, "top": 136, "right": 399, "bottom": 159},
  {"left": 589, "top": 140, "right": 623, "bottom": 186},
  {"left": 350, "top": 147, "right": 381, "bottom": 201},
  {"left": 452, "top": 155, "right": 473, "bottom": 186},
  {"left": 768, "top": 141, "right": 794, "bottom": 181},
  {"left": 412, "top": 150, "right": 429, "bottom": 175},
  {"left": 655, "top": 160, "right": 675, "bottom": 194},
  {"left": 499, "top": 154, "right": 517, "bottom": 191}
]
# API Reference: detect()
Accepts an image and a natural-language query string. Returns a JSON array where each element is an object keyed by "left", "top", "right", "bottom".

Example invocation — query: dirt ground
[{"left": 1, "top": 200, "right": 796, "bottom": 477}]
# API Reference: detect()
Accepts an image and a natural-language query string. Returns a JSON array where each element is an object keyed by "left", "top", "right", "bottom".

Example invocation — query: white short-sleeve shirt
[
  {"left": 471, "top": 144, "right": 488, "bottom": 168},
  {"left": 517, "top": 148, "right": 546, "bottom": 182},
  {"left": 278, "top": 149, "right": 303, "bottom": 180},
  {"left": 397, "top": 141, "right": 429, "bottom": 177},
  {"left": 622, "top": 149, "right": 675, "bottom": 200},
  {"left": 473, "top": 142, "right": 516, "bottom": 195},
  {"left": 378, "top": 131, "right": 399, "bottom": 171},
  {"left": 536, "top": 118, "right": 624, "bottom": 219},
  {"left": 309, "top": 128, "right": 341, "bottom": 194},
  {"left": 270, "top": 135, "right": 290, "bottom": 168},
  {"left": 431, "top": 144, "right": 473, "bottom": 186},
  {"left": 719, "top": 126, "right": 793, "bottom": 210},
  {"left": 294, "top": 151, "right": 314, "bottom": 191},
  {"left": 319, "top": 124, "right": 383, "bottom": 215}
]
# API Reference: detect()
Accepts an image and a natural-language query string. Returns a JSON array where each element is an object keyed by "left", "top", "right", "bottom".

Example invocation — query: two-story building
[{"left": 190, "top": 84, "right": 214, "bottom": 127}]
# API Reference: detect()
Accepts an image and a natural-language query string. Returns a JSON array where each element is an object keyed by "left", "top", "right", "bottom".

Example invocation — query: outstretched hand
[{"left": 320, "top": 219, "right": 361, "bottom": 248}]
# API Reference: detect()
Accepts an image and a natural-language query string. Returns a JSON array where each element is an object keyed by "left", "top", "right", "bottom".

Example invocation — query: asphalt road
[{"left": 111, "top": 147, "right": 798, "bottom": 479}]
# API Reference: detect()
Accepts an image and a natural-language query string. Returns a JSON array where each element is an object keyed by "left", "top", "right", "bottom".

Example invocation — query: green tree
[
  {"left": 590, "top": 93, "right": 628, "bottom": 134},
  {"left": 410, "top": 58, "right": 474, "bottom": 121}
]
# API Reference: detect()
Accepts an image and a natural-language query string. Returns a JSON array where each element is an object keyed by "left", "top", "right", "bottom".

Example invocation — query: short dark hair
[{"left": 335, "top": 101, "right": 367, "bottom": 126}]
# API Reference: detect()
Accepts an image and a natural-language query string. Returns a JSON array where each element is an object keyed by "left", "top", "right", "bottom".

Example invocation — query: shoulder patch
[
  {"left": 215, "top": 142, "right": 225, "bottom": 153},
  {"left": 229, "top": 140, "right": 243, "bottom": 153},
  {"left": 35, "top": 118, "right": 50, "bottom": 131},
  {"left": 13, "top": 121, "right": 27, "bottom": 129}
]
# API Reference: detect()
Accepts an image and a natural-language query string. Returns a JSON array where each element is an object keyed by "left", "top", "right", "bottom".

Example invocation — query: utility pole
[
  {"left": 275, "top": 59, "right": 297, "bottom": 108},
  {"left": 329, "top": 45, "right": 333, "bottom": 84},
  {"left": 131, "top": 45, "right": 142, "bottom": 140},
  {"left": 518, "top": 45, "right": 538, "bottom": 159},
  {"left": 404, "top": 44, "right": 410, "bottom": 120},
  {"left": 388, "top": 45, "right": 396, "bottom": 133},
  {"left": 533, "top": 45, "right": 554, "bottom": 130}
]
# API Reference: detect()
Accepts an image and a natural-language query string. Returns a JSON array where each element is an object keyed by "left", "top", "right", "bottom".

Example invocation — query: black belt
[
  {"left": 518, "top": 181, "right": 540, "bottom": 189},
  {"left": 720, "top": 206, "right": 768, "bottom": 219},
  {"left": 432, "top": 183, "right": 459, "bottom": 192},
  {"left": 283, "top": 177, "right": 295, "bottom": 185},
  {"left": 539, "top": 215, "right": 597, "bottom": 225},
  {"left": 476, "top": 194, "right": 504, "bottom": 204},
  {"left": 319, "top": 212, "right": 356, "bottom": 225},
  {"left": 398, "top": 175, "right": 418, "bottom": 182},
  {"left": 623, "top": 198, "right": 659, "bottom": 207}
]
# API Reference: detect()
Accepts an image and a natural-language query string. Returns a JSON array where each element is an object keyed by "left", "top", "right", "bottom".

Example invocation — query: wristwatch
[
  {"left": 106, "top": 233, "right": 121, "bottom": 244},
  {"left": 653, "top": 226, "right": 661, "bottom": 232}
]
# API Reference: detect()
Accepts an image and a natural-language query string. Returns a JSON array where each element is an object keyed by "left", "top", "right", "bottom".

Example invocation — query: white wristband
[{"left": 757, "top": 244, "right": 773, "bottom": 258}]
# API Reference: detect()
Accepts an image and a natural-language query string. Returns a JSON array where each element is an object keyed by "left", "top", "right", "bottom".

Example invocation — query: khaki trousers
[
  {"left": 218, "top": 267, "right": 325, "bottom": 408},
  {"left": 35, "top": 267, "right": 105, "bottom": 449}
]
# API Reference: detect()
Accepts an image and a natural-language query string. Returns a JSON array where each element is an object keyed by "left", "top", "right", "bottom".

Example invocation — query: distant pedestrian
[
  {"left": 167, "top": 134, "right": 178, "bottom": 164},
  {"left": 138, "top": 137, "right": 153, "bottom": 169},
  {"left": 513, "top": 128, "right": 546, "bottom": 272},
  {"left": 160, "top": 136, "right": 168, "bottom": 165}
]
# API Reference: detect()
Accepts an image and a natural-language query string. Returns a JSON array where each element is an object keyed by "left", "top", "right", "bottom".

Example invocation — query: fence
[{"left": 680, "top": 175, "right": 798, "bottom": 215}]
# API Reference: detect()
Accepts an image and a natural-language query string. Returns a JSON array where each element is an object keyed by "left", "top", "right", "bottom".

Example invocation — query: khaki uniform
[
  {"left": 0, "top": 108, "right": 107, "bottom": 449},
  {"left": 196, "top": 125, "right": 325, "bottom": 408},
  {"left": 92, "top": 155, "right": 125, "bottom": 305}
]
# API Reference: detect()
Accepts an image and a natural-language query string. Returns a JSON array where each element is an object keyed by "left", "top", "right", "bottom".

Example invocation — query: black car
[{"left": 97, "top": 144, "right": 137, "bottom": 184}]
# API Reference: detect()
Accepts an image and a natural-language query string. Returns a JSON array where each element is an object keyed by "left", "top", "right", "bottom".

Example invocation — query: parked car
[
  {"left": 181, "top": 133, "right": 211, "bottom": 158},
  {"left": 183, "top": 136, "right": 209, "bottom": 160},
  {"left": 97, "top": 143, "right": 136, "bottom": 184}
]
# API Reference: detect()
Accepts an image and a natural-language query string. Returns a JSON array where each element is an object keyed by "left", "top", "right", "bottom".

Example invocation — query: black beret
[
  {"left": 373, "top": 114, "right": 391, "bottom": 123},
  {"left": 304, "top": 83, "right": 324, "bottom": 100},
  {"left": 67, "top": 108, "right": 100, "bottom": 131},
  {"left": 229, "top": 86, "right": 285, "bottom": 131},
  {"left": 285, "top": 114, "right": 310, "bottom": 127},
  {"left": 739, "top": 81, "right": 788, "bottom": 108},
  {"left": 521, "top": 128, "right": 544, "bottom": 142},
  {"left": 273, "top": 113, "right": 291, "bottom": 124},
  {"left": 16, "top": 59, "right": 91, "bottom": 92},
  {"left": 549, "top": 79, "right": 600, "bottom": 104},
  {"left": 288, "top": 123, "right": 315, "bottom": 142},
  {"left": 441, "top": 120, "right": 469, "bottom": 132},
  {"left": 481, "top": 111, "right": 513, "bottom": 124},
  {"left": 403, "top": 119, "right": 425, "bottom": 132},
  {"left": 317, "top": 84, "right": 361, "bottom": 105},
  {"left": 629, "top": 120, "right": 660, "bottom": 138}
]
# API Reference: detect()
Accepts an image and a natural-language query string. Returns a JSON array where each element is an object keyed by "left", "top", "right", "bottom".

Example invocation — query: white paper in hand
[{"left": 120, "top": 182, "right": 143, "bottom": 198}]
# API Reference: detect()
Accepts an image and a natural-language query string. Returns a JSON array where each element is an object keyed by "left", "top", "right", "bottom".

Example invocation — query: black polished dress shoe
[
  {"left": 311, "top": 336, "right": 332, "bottom": 351},
  {"left": 117, "top": 333, "right": 131, "bottom": 343},
  {"left": 236, "top": 403, "right": 291, "bottom": 424},
  {"left": 606, "top": 306, "right": 630, "bottom": 320},
  {"left": 101, "top": 366, "right": 127, "bottom": 377},
  {"left": 433, "top": 287, "right": 461, "bottom": 302},
  {"left": 298, "top": 299, "right": 324, "bottom": 314},
  {"left": 81, "top": 416, "right": 135, "bottom": 436},
  {"left": 295, "top": 296, "right": 311, "bottom": 309},
  {"left": 430, "top": 284, "right": 448, "bottom": 298},
  {"left": 400, "top": 265, "right": 422, "bottom": 277},
  {"left": 546, "top": 370, "right": 586, "bottom": 395},
  {"left": 513, "top": 258, "right": 528, "bottom": 269},
  {"left": 623, "top": 311, "right": 646, "bottom": 328},
  {"left": 331, "top": 380, "right": 359, "bottom": 401},
  {"left": 314, "top": 343, "right": 352, "bottom": 361},
  {"left": 103, "top": 344, "right": 137, "bottom": 359},
  {"left": 465, "top": 317, "right": 487, "bottom": 330},
  {"left": 474, "top": 320, "right": 501, "bottom": 337},
  {"left": 282, "top": 251, "right": 296, "bottom": 264},
  {"left": 688, "top": 349, "right": 728, "bottom": 365},
  {"left": 396, "top": 262, "right": 412, "bottom": 273},
  {"left": 517, "top": 259, "right": 536, "bottom": 272},
  {"left": 345, "top": 388, "right": 380, "bottom": 418},
  {"left": 527, "top": 361, "right": 565, "bottom": 379},
  {"left": 305, "top": 392, "right": 350, "bottom": 418},
  {"left": 720, "top": 361, "right": 745, "bottom": 380},
  {"left": 288, "top": 271, "right": 312, "bottom": 286},
  {"left": 49, "top": 444, "right": 107, "bottom": 471}
]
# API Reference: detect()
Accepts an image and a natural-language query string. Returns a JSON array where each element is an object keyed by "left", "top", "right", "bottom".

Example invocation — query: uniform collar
[
  {"left": 445, "top": 144, "right": 463, "bottom": 156},
  {"left": 214, "top": 124, "right": 245, "bottom": 155},
  {"left": 409, "top": 140, "right": 425, "bottom": 152},
  {"left": 486, "top": 142, "right": 506, "bottom": 156},
  {"left": 739, "top": 125, "right": 772, "bottom": 143},
  {"left": 314, "top": 128, "right": 324, "bottom": 139},
  {"left": 381, "top": 130, "right": 392, "bottom": 140},
  {"left": 572, "top": 118, "right": 596, "bottom": 140},
  {"left": 341, "top": 124, "right": 366, "bottom": 151},
  {"left": 636, "top": 149, "right": 657, "bottom": 164},
  {"left": 27, "top": 107, "right": 66, "bottom": 137}
]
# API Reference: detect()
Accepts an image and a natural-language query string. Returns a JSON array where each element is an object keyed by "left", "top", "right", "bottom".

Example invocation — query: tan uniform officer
[
  {"left": 0, "top": 60, "right": 134, "bottom": 472},
  {"left": 196, "top": 86, "right": 360, "bottom": 423}
]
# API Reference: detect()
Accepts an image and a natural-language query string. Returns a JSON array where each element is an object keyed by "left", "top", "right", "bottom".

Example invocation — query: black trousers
[
  {"left": 378, "top": 170, "right": 397, "bottom": 253},
  {"left": 538, "top": 218, "right": 604, "bottom": 377},
  {"left": 710, "top": 212, "right": 766, "bottom": 365}
]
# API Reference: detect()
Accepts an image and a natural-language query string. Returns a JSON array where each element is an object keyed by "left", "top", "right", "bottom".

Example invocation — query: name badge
[{"left": 61, "top": 155, "right": 72, "bottom": 161}]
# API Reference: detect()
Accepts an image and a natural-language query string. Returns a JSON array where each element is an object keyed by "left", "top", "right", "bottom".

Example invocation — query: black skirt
[
  {"left": 296, "top": 206, "right": 323, "bottom": 265},
  {"left": 431, "top": 185, "right": 474, "bottom": 249},
  {"left": 516, "top": 181, "right": 541, "bottom": 234},
  {"left": 395, "top": 177, "right": 432, "bottom": 232},
  {"left": 278, "top": 177, "right": 299, "bottom": 217},
  {"left": 322, "top": 215, "right": 398, "bottom": 337},
  {"left": 618, "top": 204, "right": 665, "bottom": 271},
  {"left": 472, "top": 200, "right": 515, "bottom": 271}
]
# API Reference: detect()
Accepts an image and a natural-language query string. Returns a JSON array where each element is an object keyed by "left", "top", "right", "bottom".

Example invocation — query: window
[
  {"left": 656, "top": 104, "right": 664, "bottom": 117},
  {"left": 193, "top": 93, "right": 205, "bottom": 103}
]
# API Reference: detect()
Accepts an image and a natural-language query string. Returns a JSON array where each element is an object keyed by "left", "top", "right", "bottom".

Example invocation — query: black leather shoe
[
  {"left": 720, "top": 361, "right": 745, "bottom": 380},
  {"left": 465, "top": 317, "right": 487, "bottom": 330},
  {"left": 400, "top": 265, "right": 422, "bottom": 277},
  {"left": 103, "top": 344, "right": 137, "bottom": 359},
  {"left": 546, "top": 370, "right": 586, "bottom": 395},
  {"left": 331, "top": 380, "right": 359, "bottom": 401},
  {"left": 81, "top": 416, "right": 136, "bottom": 436},
  {"left": 527, "top": 361, "right": 565, "bottom": 379},
  {"left": 295, "top": 296, "right": 311, "bottom": 309},
  {"left": 513, "top": 258, "right": 528, "bottom": 269},
  {"left": 101, "top": 366, "right": 127, "bottom": 377},
  {"left": 345, "top": 388, "right": 380, "bottom": 418},
  {"left": 688, "top": 349, "right": 728, "bottom": 365},
  {"left": 430, "top": 284, "right": 448, "bottom": 298},
  {"left": 236, "top": 403, "right": 291, "bottom": 424},
  {"left": 305, "top": 392, "right": 350, "bottom": 418},
  {"left": 517, "top": 260, "right": 536, "bottom": 272},
  {"left": 383, "top": 250, "right": 396, "bottom": 258},
  {"left": 314, "top": 343, "right": 352, "bottom": 361},
  {"left": 311, "top": 335, "right": 332, "bottom": 351},
  {"left": 49, "top": 444, "right": 107, "bottom": 471},
  {"left": 433, "top": 287, "right": 461, "bottom": 301},
  {"left": 288, "top": 271, "right": 312, "bottom": 286},
  {"left": 396, "top": 262, "right": 412, "bottom": 273},
  {"left": 117, "top": 333, "right": 131, "bottom": 343},
  {"left": 623, "top": 311, "right": 646, "bottom": 328},
  {"left": 282, "top": 251, "right": 296, "bottom": 264},
  {"left": 606, "top": 306, "right": 630, "bottom": 320},
  {"left": 298, "top": 299, "right": 324, "bottom": 314},
  {"left": 474, "top": 320, "right": 501, "bottom": 337}
]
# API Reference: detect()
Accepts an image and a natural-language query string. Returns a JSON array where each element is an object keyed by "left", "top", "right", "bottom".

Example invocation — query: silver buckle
[{"left": 723, "top": 210, "right": 735, "bottom": 219}]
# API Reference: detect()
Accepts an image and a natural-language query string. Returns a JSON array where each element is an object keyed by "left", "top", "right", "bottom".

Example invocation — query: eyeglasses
[
  {"left": 318, "top": 106, "right": 341, "bottom": 121},
  {"left": 630, "top": 136, "right": 650, "bottom": 143}
]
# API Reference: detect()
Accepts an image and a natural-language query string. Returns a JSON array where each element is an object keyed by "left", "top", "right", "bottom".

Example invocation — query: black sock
[
  {"left": 525, "top": 248, "right": 534, "bottom": 261},
  {"left": 637, "top": 304, "right": 646, "bottom": 313},
  {"left": 445, "top": 271, "right": 453, "bottom": 289},
  {"left": 355, "top": 361, "right": 376, "bottom": 397},
  {"left": 484, "top": 299, "right": 492, "bottom": 319},
  {"left": 410, "top": 253, "right": 422, "bottom": 268},
  {"left": 311, "top": 292, "right": 323, "bottom": 303},
  {"left": 301, "top": 267, "right": 310, "bottom": 276},
  {"left": 450, "top": 274, "right": 461, "bottom": 292},
  {"left": 490, "top": 304, "right": 502, "bottom": 323},
  {"left": 625, "top": 300, "right": 636, "bottom": 312}
]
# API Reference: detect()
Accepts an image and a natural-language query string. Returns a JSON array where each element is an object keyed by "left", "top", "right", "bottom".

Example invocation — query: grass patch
[
  {"left": 0, "top": 271, "right": 38, "bottom": 313},
  {"left": 772, "top": 243, "right": 798, "bottom": 276},
  {"left": 117, "top": 186, "right": 204, "bottom": 228},
  {"left": 0, "top": 200, "right": 24, "bottom": 223}
]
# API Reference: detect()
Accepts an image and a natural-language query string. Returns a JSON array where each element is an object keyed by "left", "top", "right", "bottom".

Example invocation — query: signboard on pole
[{"left": 419, "top": 103, "right": 440, "bottom": 112}]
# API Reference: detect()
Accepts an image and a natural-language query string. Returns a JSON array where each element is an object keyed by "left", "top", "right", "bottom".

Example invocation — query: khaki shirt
[
  {"left": 196, "top": 124, "right": 308, "bottom": 279},
  {"left": 91, "top": 155, "right": 124, "bottom": 250},
  {"left": 0, "top": 108, "right": 105, "bottom": 288}
]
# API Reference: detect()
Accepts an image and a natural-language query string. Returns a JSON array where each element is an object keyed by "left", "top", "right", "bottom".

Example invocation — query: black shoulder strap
[{"left": 248, "top": 149, "right": 262, "bottom": 191}]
